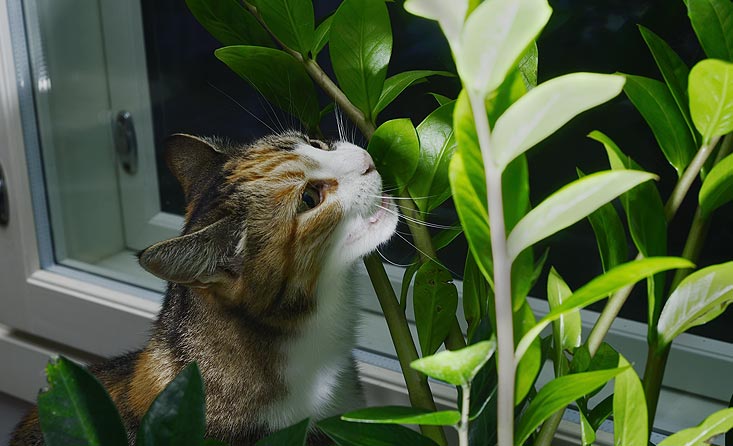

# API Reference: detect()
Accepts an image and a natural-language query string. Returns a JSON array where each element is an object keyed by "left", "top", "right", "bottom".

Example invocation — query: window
[{"left": 0, "top": 0, "right": 730, "bottom": 437}]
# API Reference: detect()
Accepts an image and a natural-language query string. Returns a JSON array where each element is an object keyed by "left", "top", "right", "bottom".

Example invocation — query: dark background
[{"left": 140, "top": 0, "right": 732, "bottom": 342}]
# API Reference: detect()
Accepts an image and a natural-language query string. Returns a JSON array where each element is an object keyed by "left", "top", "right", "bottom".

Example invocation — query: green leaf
[
  {"left": 342, "top": 406, "right": 460, "bottom": 426},
  {"left": 659, "top": 407, "right": 733, "bottom": 446},
  {"left": 578, "top": 168, "right": 628, "bottom": 272},
  {"left": 457, "top": 0, "right": 551, "bottom": 96},
  {"left": 491, "top": 73, "right": 625, "bottom": 168},
  {"left": 547, "top": 268, "right": 582, "bottom": 351},
  {"left": 37, "top": 357, "right": 127, "bottom": 446},
  {"left": 463, "top": 250, "right": 492, "bottom": 339},
  {"left": 411, "top": 339, "right": 496, "bottom": 386},
  {"left": 137, "top": 363, "right": 206, "bottom": 446},
  {"left": 588, "top": 394, "right": 614, "bottom": 431},
  {"left": 317, "top": 416, "right": 439, "bottom": 446},
  {"left": 404, "top": 0, "right": 468, "bottom": 50},
  {"left": 430, "top": 93, "right": 453, "bottom": 106},
  {"left": 514, "top": 301, "right": 542, "bottom": 404},
  {"left": 514, "top": 367, "right": 627, "bottom": 446},
  {"left": 255, "top": 418, "right": 309, "bottom": 446},
  {"left": 330, "top": 0, "right": 392, "bottom": 121},
  {"left": 413, "top": 261, "right": 459, "bottom": 356},
  {"left": 589, "top": 130, "right": 668, "bottom": 334},
  {"left": 613, "top": 356, "right": 648, "bottom": 446},
  {"left": 579, "top": 409, "right": 597, "bottom": 446},
  {"left": 312, "top": 15, "right": 333, "bottom": 57},
  {"left": 638, "top": 25, "right": 698, "bottom": 144},
  {"left": 515, "top": 257, "right": 694, "bottom": 361},
  {"left": 374, "top": 71, "right": 454, "bottom": 118},
  {"left": 700, "top": 152, "right": 733, "bottom": 216},
  {"left": 215, "top": 46, "right": 320, "bottom": 130},
  {"left": 623, "top": 75, "right": 697, "bottom": 175},
  {"left": 689, "top": 59, "right": 733, "bottom": 143},
  {"left": 185, "top": 0, "right": 272, "bottom": 47},
  {"left": 687, "top": 0, "right": 733, "bottom": 61},
  {"left": 518, "top": 42, "right": 539, "bottom": 89},
  {"left": 367, "top": 119, "right": 420, "bottom": 191},
  {"left": 506, "top": 170, "right": 658, "bottom": 261},
  {"left": 256, "top": 0, "right": 314, "bottom": 56},
  {"left": 411, "top": 101, "right": 457, "bottom": 212},
  {"left": 657, "top": 262, "right": 733, "bottom": 348}
]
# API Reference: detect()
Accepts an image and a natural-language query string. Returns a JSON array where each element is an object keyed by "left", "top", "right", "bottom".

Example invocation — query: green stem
[
  {"left": 458, "top": 383, "right": 471, "bottom": 446},
  {"left": 364, "top": 255, "right": 447, "bottom": 445},
  {"left": 534, "top": 409, "right": 564, "bottom": 446},
  {"left": 468, "top": 90, "right": 514, "bottom": 446},
  {"left": 664, "top": 135, "right": 721, "bottom": 220}
]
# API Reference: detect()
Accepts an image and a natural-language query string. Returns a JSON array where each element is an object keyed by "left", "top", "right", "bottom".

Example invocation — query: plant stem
[
  {"left": 364, "top": 254, "right": 447, "bottom": 445},
  {"left": 469, "top": 91, "right": 514, "bottom": 446},
  {"left": 664, "top": 136, "right": 721, "bottom": 220},
  {"left": 534, "top": 409, "right": 564, "bottom": 446},
  {"left": 458, "top": 383, "right": 471, "bottom": 446}
]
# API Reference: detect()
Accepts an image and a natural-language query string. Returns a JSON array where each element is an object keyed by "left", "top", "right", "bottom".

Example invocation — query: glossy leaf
[
  {"left": 624, "top": 75, "right": 696, "bottom": 174},
  {"left": 185, "top": 0, "right": 272, "bottom": 47},
  {"left": 137, "top": 363, "right": 205, "bottom": 446},
  {"left": 330, "top": 0, "right": 392, "bottom": 121},
  {"left": 463, "top": 250, "right": 491, "bottom": 339},
  {"left": 255, "top": 418, "right": 309, "bottom": 446},
  {"left": 312, "top": 15, "right": 333, "bottom": 57},
  {"left": 404, "top": 0, "right": 468, "bottom": 50},
  {"left": 613, "top": 356, "right": 648, "bottom": 446},
  {"left": 430, "top": 93, "right": 453, "bottom": 106},
  {"left": 399, "top": 262, "right": 420, "bottom": 311},
  {"left": 374, "top": 70, "right": 453, "bottom": 118},
  {"left": 659, "top": 408, "right": 733, "bottom": 446},
  {"left": 700, "top": 152, "right": 733, "bottom": 216},
  {"left": 342, "top": 406, "right": 460, "bottom": 426},
  {"left": 588, "top": 394, "right": 614, "bottom": 431},
  {"left": 411, "top": 339, "right": 496, "bottom": 386},
  {"left": 579, "top": 409, "right": 596, "bottom": 446},
  {"left": 37, "top": 357, "right": 127, "bottom": 446},
  {"left": 367, "top": 119, "right": 420, "bottom": 191},
  {"left": 547, "top": 268, "right": 582, "bottom": 351},
  {"left": 433, "top": 226, "right": 463, "bottom": 252},
  {"left": 689, "top": 59, "right": 733, "bottom": 143},
  {"left": 514, "top": 301, "right": 542, "bottom": 404},
  {"left": 658, "top": 262, "right": 733, "bottom": 348},
  {"left": 578, "top": 168, "right": 628, "bottom": 272},
  {"left": 458, "top": 0, "right": 551, "bottom": 96},
  {"left": 590, "top": 130, "right": 667, "bottom": 331},
  {"left": 514, "top": 368, "right": 627, "bottom": 446},
  {"left": 467, "top": 319, "right": 498, "bottom": 420},
  {"left": 256, "top": 0, "right": 314, "bottom": 56},
  {"left": 687, "top": 0, "right": 733, "bottom": 61},
  {"left": 515, "top": 257, "right": 694, "bottom": 361},
  {"left": 638, "top": 25, "right": 698, "bottom": 143},
  {"left": 413, "top": 261, "right": 459, "bottom": 356},
  {"left": 317, "top": 416, "right": 439, "bottom": 446},
  {"left": 506, "top": 170, "right": 657, "bottom": 261},
  {"left": 411, "top": 101, "right": 456, "bottom": 212},
  {"left": 518, "top": 43, "right": 539, "bottom": 89},
  {"left": 216, "top": 46, "right": 320, "bottom": 130},
  {"left": 491, "top": 73, "right": 625, "bottom": 168}
]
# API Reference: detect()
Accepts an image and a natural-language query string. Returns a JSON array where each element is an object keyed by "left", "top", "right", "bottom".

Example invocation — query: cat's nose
[{"left": 361, "top": 152, "right": 376, "bottom": 175}]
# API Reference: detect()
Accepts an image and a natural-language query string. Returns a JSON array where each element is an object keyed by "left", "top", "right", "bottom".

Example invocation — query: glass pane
[{"left": 19, "top": 0, "right": 733, "bottom": 343}]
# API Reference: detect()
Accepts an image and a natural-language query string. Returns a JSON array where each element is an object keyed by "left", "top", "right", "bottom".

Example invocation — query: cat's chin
[{"left": 339, "top": 196, "right": 398, "bottom": 262}]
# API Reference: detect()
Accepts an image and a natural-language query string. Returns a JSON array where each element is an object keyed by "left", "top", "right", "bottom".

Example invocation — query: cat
[{"left": 11, "top": 131, "right": 398, "bottom": 445}]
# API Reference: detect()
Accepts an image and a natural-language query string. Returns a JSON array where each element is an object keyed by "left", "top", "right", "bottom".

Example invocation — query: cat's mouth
[{"left": 368, "top": 196, "right": 392, "bottom": 224}]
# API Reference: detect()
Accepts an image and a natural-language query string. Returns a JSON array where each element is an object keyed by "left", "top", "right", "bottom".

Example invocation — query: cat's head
[{"left": 138, "top": 131, "right": 397, "bottom": 318}]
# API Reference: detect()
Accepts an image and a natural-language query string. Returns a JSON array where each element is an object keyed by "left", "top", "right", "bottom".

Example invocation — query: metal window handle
[
  {"left": 0, "top": 164, "right": 8, "bottom": 226},
  {"left": 113, "top": 111, "right": 138, "bottom": 175}
]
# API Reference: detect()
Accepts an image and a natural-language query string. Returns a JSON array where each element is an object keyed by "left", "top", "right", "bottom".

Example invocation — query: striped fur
[{"left": 11, "top": 131, "right": 398, "bottom": 445}]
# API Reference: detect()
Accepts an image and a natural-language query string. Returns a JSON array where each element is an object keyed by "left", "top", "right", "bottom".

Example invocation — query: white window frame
[{"left": 1, "top": 0, "right": 732, "bottom": 440}]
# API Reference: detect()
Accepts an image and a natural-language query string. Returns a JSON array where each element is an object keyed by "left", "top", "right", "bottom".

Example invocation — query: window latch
[
  {"left": 113, "top": 111, "right": 138, "bottom": 175},
  {"left": 0, "top": 164, "right": 8, "bottom": 226}
]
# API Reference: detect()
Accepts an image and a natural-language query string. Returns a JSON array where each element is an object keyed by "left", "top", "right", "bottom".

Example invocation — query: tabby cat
[{"left": 11, "top": 131, "right": 398, "bottom": 445}]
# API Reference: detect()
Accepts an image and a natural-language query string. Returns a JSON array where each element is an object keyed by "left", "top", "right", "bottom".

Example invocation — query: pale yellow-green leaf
[
  {"left": 547, "top": 268, "right": 582, "bottom": 351},
  {"left": 613, "top": 356, "right": 648, "bottom": 446},
  {"left": 689, "top": 59, "right": 733, "bottom": 143},
  {"left": 659, "top": 407, "right": 733, "bottom": 446},
  {"left": 410, "top": 339, "right": 496, "bottom": 386},
  {"left": 404, "top": 0, "right": 468, "bottom": 51}
]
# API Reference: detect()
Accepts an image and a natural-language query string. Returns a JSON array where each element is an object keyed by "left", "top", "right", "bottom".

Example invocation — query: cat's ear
[
  {"left": 138, "top": 217, "right": 238, "bottom": 285},
  {"left": 165, "top": 134, "right": 224, "bottom": 199}
]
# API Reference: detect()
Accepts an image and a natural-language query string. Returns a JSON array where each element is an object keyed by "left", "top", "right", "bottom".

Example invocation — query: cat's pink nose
[{"left": 362, "top": 152, "right": 376, "bottom": 175}]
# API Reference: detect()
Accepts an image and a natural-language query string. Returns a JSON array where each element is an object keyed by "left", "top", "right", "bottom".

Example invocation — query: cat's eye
[
  {"left": 308, "top": 139, "right": 329, "bottom": 151},
  {"left": 298, "top": 186, "right": 322, "bottom": 213}
]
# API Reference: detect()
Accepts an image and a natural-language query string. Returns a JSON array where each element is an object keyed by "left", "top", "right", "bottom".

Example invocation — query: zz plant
[{"left": 36, "top": 0, "right": 733, "bottom": 445}]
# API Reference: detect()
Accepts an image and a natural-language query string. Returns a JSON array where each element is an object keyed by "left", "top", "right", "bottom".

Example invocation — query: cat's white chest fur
[{"left": 260, "top": 267, "right": 363, "bottom": 430}]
